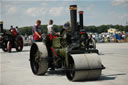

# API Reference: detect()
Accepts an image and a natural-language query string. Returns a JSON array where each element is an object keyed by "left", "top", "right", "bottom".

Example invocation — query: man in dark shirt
[{"left": 32, "top": 20, "right": 42, "bottom": 42}]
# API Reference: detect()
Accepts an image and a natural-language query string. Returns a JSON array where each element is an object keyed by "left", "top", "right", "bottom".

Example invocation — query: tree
[
  {"left": 19, "top": 26, "right": 32, "bottom": 35},
  {"left": 19, "top": 24, "right": 128, "bottom": 35}
]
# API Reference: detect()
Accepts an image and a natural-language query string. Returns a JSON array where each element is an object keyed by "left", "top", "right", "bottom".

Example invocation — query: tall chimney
[
  {"left": 69, "top": 5, "right": 77, "bottom": 32},
  {"left": 79, "top": 11, "right": 84, "bottom": 29},
  {"left": 0, "top": 21, "right": 3, "bottom": 33}
]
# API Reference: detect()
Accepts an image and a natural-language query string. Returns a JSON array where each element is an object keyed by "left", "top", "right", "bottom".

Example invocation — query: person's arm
[
  {"left": 33, "top": 26, "right": 41, "bottom": 38},
  {"left": 51, "top": 26, "right": 57, "bottom": 34},
  {"left": 35, "top": 31, "right": 41, "bottom": 38}
]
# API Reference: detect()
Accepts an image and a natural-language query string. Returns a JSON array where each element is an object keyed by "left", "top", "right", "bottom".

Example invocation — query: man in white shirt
[
  {"left": 15, "top": 26, "right": 19, "bottom": 33},
  {"left": 47, "top": 19, "right": 53, "bottom": 34},
  {"left": 46, "top": 19, "right": 55, "bottom": 70}
]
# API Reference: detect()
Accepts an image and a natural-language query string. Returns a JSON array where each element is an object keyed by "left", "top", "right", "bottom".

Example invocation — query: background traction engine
[
  {"left": 0, "top": 21, "right": 24, "bottom": 52},
  {"left": 30, "top": 5, "right": 105, "bottom": 81}
]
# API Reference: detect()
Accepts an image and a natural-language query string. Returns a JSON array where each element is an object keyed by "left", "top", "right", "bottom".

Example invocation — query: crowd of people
[
  {"left": 114, "top": 32, "right": 127, "bottom": 43},
  {"left": 88, "top": 32, "right": 128, "bottom": 43}
]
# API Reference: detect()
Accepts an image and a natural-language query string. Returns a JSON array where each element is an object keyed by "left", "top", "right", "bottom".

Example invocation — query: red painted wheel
[
  {"left": 2, "top": 42, "right": 8, "bottom": 52},
  {"left": 15, "top": 36, "right": 23, "bottom": 52},
  {"left": 2, "top": 48, "right": 8, "bottom": 52},
  {"left": 7, "top": 41, "right": 12, "bottom": 53}
]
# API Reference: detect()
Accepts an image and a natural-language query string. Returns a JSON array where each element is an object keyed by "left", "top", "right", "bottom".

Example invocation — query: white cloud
[
  {"left": 40, "top": 2, "right": 48, "bottom": 6},
  {"left": 26, "top": 7, "right": 65, "bottom": 17},
  {"left": 7, "top": 7, "right": 17, "bottom": 14},
  {"left": 49, "top": 7, "right": 64, "bottom": 16},
  {"left": 78, "top": 4, "right": 95, "bottom": 12},
  {"left": 0, "top": 2, "right": 2, "bottom": 20},
  {"left": 86, "top": 4, "right": 95, "bottom": 11},
  {"left": 4, "top": 4, "right": 17, "bottom": 15},
  {"left": 112, "top": 0, "right": 128, "bottom": 6},
  {"left": 62, "top": 0, "right": 77, "bottom": 1},
  {"left": 4, "top": 0, "right": 77, "bottom": 1},
  {"left": 120, "top": 13, "right": 128, "bottom": 19},
  {"left": 109, "top": 12, "right": 128, "bottom": 20},
  {"left": 26, "top": 8, "right": 47, "bottom": 17},
  {"left": 2, "top": 3, "right": 18, "bottom": 15}
]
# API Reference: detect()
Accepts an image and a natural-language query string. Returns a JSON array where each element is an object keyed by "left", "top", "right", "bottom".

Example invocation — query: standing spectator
[
  {"left": 122, "top": 32, "right": 126, "bottom": 42},
  {"left": 15, "top": 26, "right": 19, "bottom": 33},
  {"left": 47, "top": 19, "right": 54, "bottom": 34},
  {"left": 114, "top": 32, "right": 118, "bottom": 42},
  {"left": 118, "top": 33, "right": 122, "bottom": 43},
  {"left": 46, "top": 19, "right": 56, "bottom": 70},
  {"left": 24, "top": 34, "right": 28, "bottom": 40},
  {"left": 29, "top": 35, "right": 33, "bottom": 45},
  {"left": 32, "top": 20, "right": 42, "bottom": 42}
]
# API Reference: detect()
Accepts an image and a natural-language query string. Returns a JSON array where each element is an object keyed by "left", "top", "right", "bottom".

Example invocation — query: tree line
[{"left": 18, "top": 24, "right": 128, "bottom": 35}]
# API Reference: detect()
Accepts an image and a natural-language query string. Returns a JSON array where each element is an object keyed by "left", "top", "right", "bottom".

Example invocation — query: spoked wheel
[
  {"left": 30, "top": 42, "right": 48, "bottom": 75},
  {"left": 15, "top": 36, "right": 23, "bottom": 52},
  {"left": 7, "top": 41, "right": 12, "bottom": 53},
  {"left": 2, "top": 42, "right": 8, "bottom": 52},
  {"left": 87, "top": 38, "right": 96, "bottom": 49},
  {"left": 66, "top": 56, "right": 75, "bottom": 81}
]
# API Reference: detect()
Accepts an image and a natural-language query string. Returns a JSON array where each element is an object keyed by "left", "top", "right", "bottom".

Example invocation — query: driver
[{"left": 10, "top": 25, "right": 18, "bottom": 38}]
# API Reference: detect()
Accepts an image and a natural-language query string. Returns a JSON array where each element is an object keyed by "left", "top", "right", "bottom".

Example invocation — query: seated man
[
  {"left": 10, "top": 25, "right": 18, "bottom": 38},
  {"left": 60, "top": 21, "right": 70, "bottom": 36}
]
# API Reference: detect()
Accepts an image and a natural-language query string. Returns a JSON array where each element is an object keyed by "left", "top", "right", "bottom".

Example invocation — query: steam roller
[{"left": 30, "top": 5, "right": 105, "bottom": 81}]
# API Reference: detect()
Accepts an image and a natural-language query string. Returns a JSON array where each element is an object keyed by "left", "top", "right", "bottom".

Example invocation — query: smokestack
[
  {"left": 79, "top": 11, "right": 84, "bottom": 29},
  {"left": 69, "top": 5, "right": 77, "bottom": 32},
  {"left": 0, "top": 21, "right": 3, "bottom": 33}
]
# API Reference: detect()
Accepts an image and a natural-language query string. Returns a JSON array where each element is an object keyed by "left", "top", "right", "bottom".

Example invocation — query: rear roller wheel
[
  {"left": 66, "top": 53, "right": 103, "bottom": 81},
  {"left": 7, "top": 41, "right": 12, "bottom": 53},
  {"left": 87, "top": 38, "right": 96, "bottom": 49},
  {"left": 2, "top": 42, "right": 8, "bottom": 52},
  {"left": 15, "top": 36, "right": 24, "bottom": 52},
  {"left": 30, "top": 42, "right": 48, "bottom": 75}
]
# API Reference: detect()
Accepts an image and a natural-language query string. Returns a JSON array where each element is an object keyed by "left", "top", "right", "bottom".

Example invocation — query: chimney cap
[
  {"left": 0, "top": 21, "right": 3, "bottom": 24},
  {"left": 79, "top": 11, "right": 84, "bottom": 14},
  {"left": 69, "top": 5, "right": 77, "bottom": 10}
]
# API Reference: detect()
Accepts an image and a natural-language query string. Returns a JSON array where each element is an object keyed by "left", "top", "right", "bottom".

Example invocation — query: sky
[{"left": 0, "top": 0, "right": 128, "bottom": 29}]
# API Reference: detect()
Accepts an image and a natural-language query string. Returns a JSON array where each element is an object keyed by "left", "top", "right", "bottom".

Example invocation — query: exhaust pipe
[
  {"left": 0, "top": 21, "right": 3, "bottom": 33},
  {"left": 69, "top": 5, "right": 77, "bottom": 32},
  {"left": 79, "top": 11, "right": 84, "bottom": 29}
]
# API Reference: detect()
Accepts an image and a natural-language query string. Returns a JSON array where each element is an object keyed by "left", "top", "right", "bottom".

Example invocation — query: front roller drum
[
  {"left": 30, "top": 42, "right": 48, "bottom": 75},
  {"left": 66, "top": 53, "right": 103, "bottom": 81}
]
